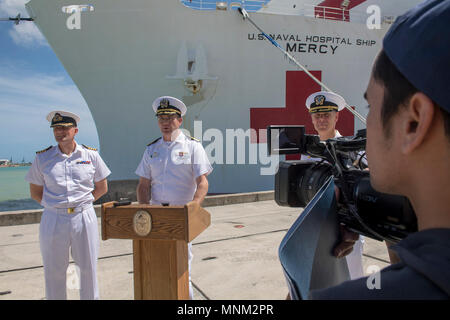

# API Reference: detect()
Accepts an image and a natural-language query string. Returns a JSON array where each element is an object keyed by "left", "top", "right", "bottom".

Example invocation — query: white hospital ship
[{"left": 25, "top": 0, "right": 421, "bottom": 195}]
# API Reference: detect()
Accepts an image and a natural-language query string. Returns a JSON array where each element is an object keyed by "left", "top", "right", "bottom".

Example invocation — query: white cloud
[
  {"left": 0, "top": 73, "right": 85, "bottom": 111},
  {"left": 0, "top": 0, "right": 27, "bottom": 16},
  {"left": 0, "top": 73, "right": 94, "bottom": 120},
  {"left": 0, "top": 0, "right": 47, "bottom": 47},
  {"left": 9, "top": 21, "right": 46, "bottom": 46}
]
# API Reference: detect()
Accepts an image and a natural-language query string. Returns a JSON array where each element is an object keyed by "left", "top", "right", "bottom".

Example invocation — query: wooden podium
[{"left": 101, "top": 201, "right": 211, "bottom": 300}]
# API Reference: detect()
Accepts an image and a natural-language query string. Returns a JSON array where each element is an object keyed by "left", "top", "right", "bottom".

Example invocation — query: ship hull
[{"left": 26, "top": 0, "right": 406, "bottom": 194}]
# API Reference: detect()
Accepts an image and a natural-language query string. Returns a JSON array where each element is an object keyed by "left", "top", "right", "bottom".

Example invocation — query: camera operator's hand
[{"left": 334, "top": 225, "right": 360, "bottom": 258}]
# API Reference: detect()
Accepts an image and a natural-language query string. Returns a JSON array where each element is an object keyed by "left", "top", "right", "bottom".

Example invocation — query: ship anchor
[
  {"left": 167, "top": 41, "right": 217, "bottom": 95},
  {"left": 184, "top": 79, "right": 203, "bottom": 94}
]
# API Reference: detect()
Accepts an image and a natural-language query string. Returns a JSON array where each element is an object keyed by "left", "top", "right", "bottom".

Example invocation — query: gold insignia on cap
[
  {"left": 314, "top": 95, "right": 325, "bottom": 106},
  {"left": 53, "top": 113, "right": 63, "bottom": 122},
  {"left": 160, "top": 99, "right": 169, "bottom": 108}
]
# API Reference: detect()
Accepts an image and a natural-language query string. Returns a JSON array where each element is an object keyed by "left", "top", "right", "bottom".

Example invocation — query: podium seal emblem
[{"left": 133, "top": 210, "right": 152, "bottom": 236}]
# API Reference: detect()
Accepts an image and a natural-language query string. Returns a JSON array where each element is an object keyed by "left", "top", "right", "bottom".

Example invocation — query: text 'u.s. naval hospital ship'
[{"left": 24, "top": 0, "right": 421, "bottom": 196}]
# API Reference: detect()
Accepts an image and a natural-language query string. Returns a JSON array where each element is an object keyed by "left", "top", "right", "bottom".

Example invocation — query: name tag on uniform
[
  {"left": 76, "top": 161, "right": 91, "bottom": 164},
  {"left": 178, "top": 151, "right": 189, "bottom": 159}
]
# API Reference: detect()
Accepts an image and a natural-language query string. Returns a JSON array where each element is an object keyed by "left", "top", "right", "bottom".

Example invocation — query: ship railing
[
  {"left": 180, "top": 0, "right": 269, "bottom": 12},
  {"left": 306, "top": 4, "right": 396, "bottom": 25},
  {"left": 304, "top": 3, "right": 368, "bottom": 24},
  {"left": 305, "top": 4, "right": 351, "bottom": 21}
]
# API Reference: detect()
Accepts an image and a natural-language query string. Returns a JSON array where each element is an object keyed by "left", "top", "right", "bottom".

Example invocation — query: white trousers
[
  {"left": 345, "top": 236, "right": 365, "bottom": 280},
  {"left": 39, "top": 205, "right": 99, "bottom": 300}
]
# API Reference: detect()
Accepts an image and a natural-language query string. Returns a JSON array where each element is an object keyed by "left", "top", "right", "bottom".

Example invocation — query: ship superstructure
[{"left": 25, "top": 0, "right": 422, "bottom": 194}]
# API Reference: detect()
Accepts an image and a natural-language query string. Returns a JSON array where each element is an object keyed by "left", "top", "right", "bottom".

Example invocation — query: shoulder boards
[
  {"left": 189, "top": 136, "right": 200, "bottom": 142},
  {"left": 147, "top": 137, "right": 162, "bottom": 146},
  {"left": 36, "top": 146, "right": 52, "bottom": 154},
  {"left": 82, "top": 144, "right": 98, "bottom": 151}
]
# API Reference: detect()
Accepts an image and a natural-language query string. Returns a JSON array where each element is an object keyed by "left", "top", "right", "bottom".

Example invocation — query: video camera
[{"left": 267, "top": 125, "right": 417, "bottom": 243}]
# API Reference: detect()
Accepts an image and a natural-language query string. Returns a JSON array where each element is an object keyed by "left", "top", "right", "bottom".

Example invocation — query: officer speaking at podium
[{"left": 135, "top": 96, "right": 213, "bottom": 299}]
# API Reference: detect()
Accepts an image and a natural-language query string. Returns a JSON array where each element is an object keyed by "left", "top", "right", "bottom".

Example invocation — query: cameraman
[
  {"left": 311, "top": 0, "right": 450, "bottom": 299},
  {"left": 301, "top": 91, "right": 365, "bottom": 280}
]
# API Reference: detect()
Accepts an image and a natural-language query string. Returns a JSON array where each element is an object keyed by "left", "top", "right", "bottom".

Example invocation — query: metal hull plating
[{"left": 25, "top": 0, "right": 418, "bottom": 193}]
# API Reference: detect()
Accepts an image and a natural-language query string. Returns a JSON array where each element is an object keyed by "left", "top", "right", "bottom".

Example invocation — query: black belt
[{"left": 161, "top": 203, "right": 169, "bottom": 206}]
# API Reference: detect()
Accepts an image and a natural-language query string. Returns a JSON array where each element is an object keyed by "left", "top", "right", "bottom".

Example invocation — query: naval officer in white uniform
[
  {"left": 26, "top": 111, "right": 111, "bottom": 300},
  {"left": 302, "top": 91, "right": 365, "bottom": 280},
  {"left": 135, "top": 96, "right": 213, "bottom": 299}
]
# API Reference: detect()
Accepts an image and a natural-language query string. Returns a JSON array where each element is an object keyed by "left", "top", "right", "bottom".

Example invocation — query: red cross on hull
[{"left": 250, "top": 71, "right": 355, "bottom": 145}]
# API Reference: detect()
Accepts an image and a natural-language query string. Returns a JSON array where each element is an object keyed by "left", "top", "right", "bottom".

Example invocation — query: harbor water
[{"left": 0, "top": 166, "right": 42, "bottom": 212}]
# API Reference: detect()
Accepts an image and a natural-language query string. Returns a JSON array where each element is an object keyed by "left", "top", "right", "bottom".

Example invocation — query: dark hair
[{"left": 372, "top": 50, "right": 450, "bottom": 140}]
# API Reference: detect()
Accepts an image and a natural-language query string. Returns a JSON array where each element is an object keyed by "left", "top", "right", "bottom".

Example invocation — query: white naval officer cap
[
  {"left": 46, "top": 110, "right": 80, "bottom": 127},
  {"left": 152, "top": 96, "right": 187, "bottom": 117},
  {"left": 305, "top": 91, "right": 346, "bottom": 113}
]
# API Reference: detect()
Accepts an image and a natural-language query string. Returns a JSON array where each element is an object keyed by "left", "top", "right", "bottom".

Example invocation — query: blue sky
[{"left": 0, "top": 0, "right": 98, "bottom": 163}]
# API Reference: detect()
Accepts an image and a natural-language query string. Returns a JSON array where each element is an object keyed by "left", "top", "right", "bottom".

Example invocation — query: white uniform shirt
[
  {"left": 25, "top": 142, "right": 111, "bottom": 208},
  {"left": 135, "top": 132, "right": 213, "bottom": 205}
]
